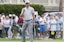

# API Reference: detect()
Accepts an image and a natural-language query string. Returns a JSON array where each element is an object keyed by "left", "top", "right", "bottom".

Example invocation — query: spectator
[
  {"left": 49, "top": 15, "right": 56, "bottom": 39},
  {"left": 8, "top": 14, "right": 13, "bottom": 38},
  {"left": 36, "top": 15, "right": 41, "bottom": 38},
  {"left": 0, "top": 19, "right": 3, "bottom": 38},
  {"left": 58, "top": 14, "right": 63, "bottom": 38},
  {"left": 39, "top": 15, "right": 46, "bottom": 39},
  {"left": 46, "top": 17, "right": 50, "bottom": 39},
  {"left": 3, "top": 16, "right": 10, "bottom": 38},
  {"left": 34, "top": 15, "right": 39, "bottom": 38},
  {"left": 17, "top": 14, "right": 24, "bottom": 27},
  {"left": 11, "top": 15, "right": 19, "bottom": 38},
  {"left": 17, "top": 14, "right": 24, "bottom": 36},
  {"left": 55, "top": 17, "right": 61, "bottom": 38}
]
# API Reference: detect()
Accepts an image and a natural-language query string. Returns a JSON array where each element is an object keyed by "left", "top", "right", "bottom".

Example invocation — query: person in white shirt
[
  {"left": 39, "top": 15, "right": 46, "bottom": 39},
  {"left": 46, "top": 16, "right": 50, "bottom": 31},
  {"left": 55, "top": 16, "right": 61, "bottom": 38},
  {"left": 21, "top": 0, "right": 35, "bottom": 42},
  {"left": 3, "top": 16, "right": 10, "bottom": 38},
  {"left": 8, "top": 14, "right": 13, "bottom": 38},
  {"left": 49, "top": 15, "right": 56, "bottom": 39}
]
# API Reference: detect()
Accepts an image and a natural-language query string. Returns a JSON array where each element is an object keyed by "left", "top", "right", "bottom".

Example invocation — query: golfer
[{"left": 21, "top": 0, "right": 35, "bottom": 42}]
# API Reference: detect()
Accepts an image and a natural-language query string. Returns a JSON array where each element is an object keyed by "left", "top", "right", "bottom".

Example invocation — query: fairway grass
[
  {"left": 0, "top": 38, "right": 63, "bottom": 42},
  {"left": 0, "top": 40, "right": 64, "bottom": 42},
  {"left": 0, "top": 40, "right": 63, "bottom": 42}
]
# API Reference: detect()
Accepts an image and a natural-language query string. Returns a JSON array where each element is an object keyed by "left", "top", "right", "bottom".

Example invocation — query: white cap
[
  {"left": 9, "top": 14, "right": 12, "bottom": 17},
  {"left": 13, "top": 14, "right": 16, "bottom": 16},
  {"left": 25, "top": 0, "right": 30, "bottom": 3}
]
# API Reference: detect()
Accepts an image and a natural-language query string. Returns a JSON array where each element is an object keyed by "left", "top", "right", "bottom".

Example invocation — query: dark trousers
[
  {"left": 49, "top": 31, "right": 56, "bottom": 39},
  {"left": 4, "top": 27, "right": 9, "bottom": 37},
  {"left": 0, "top": 30, "right": 2, "bottom": 38}
]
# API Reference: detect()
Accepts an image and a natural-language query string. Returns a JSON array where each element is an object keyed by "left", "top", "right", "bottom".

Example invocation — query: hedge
[{"left": 0, "top": 4, "right": 45, "bottom": 16}]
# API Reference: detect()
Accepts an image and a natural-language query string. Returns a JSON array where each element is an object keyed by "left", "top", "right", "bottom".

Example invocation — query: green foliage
[{"left": 0, "top": 4, "right": 45, "bottom": 16}]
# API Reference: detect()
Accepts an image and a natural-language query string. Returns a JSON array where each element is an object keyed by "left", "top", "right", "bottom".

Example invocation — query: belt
[{"left": 25, "top": 19, "right": 32, "bottom": 21}]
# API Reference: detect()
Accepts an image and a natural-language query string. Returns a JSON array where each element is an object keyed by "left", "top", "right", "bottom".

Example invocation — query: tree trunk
[{"left": 59, "top": 0, "right": 63, "bottom": 12}]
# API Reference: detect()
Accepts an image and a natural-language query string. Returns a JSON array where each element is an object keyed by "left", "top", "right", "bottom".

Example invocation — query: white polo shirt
[{"left": 21, "top": 6, "right": 34, "bottom": 20}]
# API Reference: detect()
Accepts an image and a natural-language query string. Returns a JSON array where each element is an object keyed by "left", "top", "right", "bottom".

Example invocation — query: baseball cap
[
  {"left": 13, "top": 14, "right": 16, "bottom": 16},
  {"left": 9, "top": 14, "right": 12, "bottom": 17}
]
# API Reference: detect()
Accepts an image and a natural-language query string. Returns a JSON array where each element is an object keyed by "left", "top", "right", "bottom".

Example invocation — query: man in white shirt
[{"left": 21, "top": 0, "right": 35, "bottom": 42}]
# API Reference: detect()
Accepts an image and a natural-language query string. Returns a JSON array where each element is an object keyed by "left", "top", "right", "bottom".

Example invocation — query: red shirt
[{"left": 17, "top": 17, "right": 24, "bottom": 24}]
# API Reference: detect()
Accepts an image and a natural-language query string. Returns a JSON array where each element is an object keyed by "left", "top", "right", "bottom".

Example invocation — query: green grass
[
  {"left": 0, "top": 38, "right": 64, "bottom": 42},
  {"left": 0, "top": 40, "right": 63, "bottom": 42}
]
